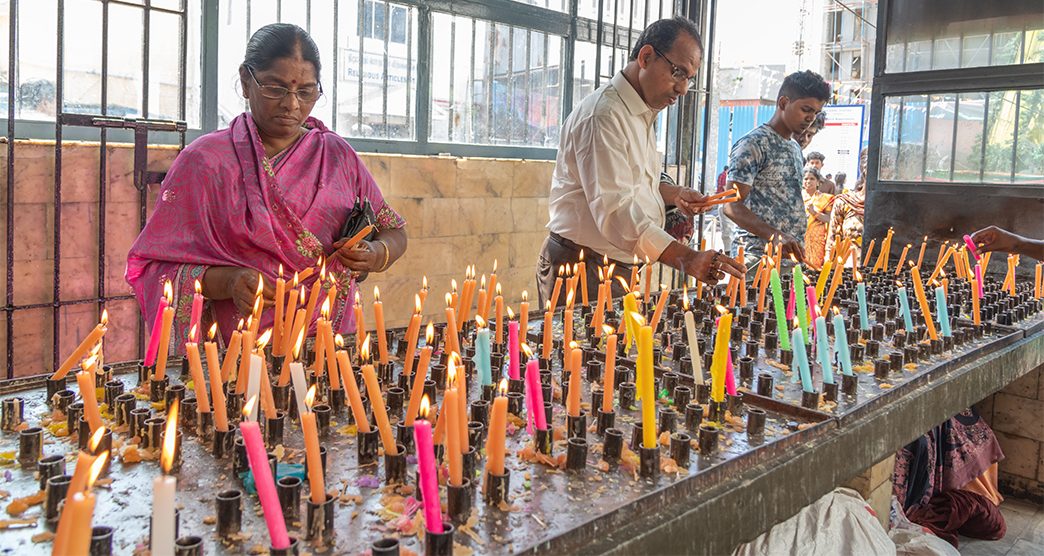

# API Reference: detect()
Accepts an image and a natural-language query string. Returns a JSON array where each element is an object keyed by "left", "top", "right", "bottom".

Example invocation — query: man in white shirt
[{"left": 538, "top": 17, "right": 743, "bottom": 307}]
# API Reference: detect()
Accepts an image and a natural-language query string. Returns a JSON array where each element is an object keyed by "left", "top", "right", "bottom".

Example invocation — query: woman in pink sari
[{"left": 126, "top": 23, "right": 407, "bottom": 350}]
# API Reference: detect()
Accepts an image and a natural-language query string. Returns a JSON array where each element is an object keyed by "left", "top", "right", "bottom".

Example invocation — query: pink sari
[{"left": 126, "top": 112, "right": 405, "bottom": 352}]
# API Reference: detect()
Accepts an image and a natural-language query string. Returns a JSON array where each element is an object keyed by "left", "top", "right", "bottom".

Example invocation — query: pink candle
[
  {"left": 240, "top": 399, "right": 290, "bottom": 549},
  {"left": 525, "top": 357, "right": 547, "bottom": 431},
  {"left": 725, "top": 350, "right": 737, "bottom": 397},
  {"left": 805, "top": 286, "right": 818, "bottom": 323},
  {"left": 413, "top": 402, "right": 443, "bottom": 534},
  {"left": 189, "top": 280, "right": 204, "bottom": 343},
  {"left": 144, "top": 297, "right": 168, "bottom": 366},
  {"left": 508, "top": 321, "right": 520, "bottom": 380},
  {"left": 786, "top": 286, "right": 796, "bottom": 321},
  {"left": 963, "top": 234, "right": 980, "bottom": 261},
  {"left": 974, "top": 263, "right": 985, "bottom": 299}
]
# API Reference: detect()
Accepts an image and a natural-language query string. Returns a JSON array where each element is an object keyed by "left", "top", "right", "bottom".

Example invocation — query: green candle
[
  {"left": 770, "top": 268, "right": 791, "bottom": 351},
  {"left": 793, "top": 264, "right": 810, "bottom": 344}
]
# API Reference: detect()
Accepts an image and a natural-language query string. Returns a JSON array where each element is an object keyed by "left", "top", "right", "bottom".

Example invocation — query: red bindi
[{"left": 291, "top": 79, "right": 297, "bottom": 84}]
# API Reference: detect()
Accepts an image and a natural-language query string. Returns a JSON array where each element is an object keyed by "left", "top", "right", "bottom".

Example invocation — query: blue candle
[
  {"left": 856, "top": 281, "right": 870, "bottom": 331},
  {"left": 814, "top": 315, "right": 833, "bottom": 385},
  {"left": 792, "top": 323, "right": 813, "bottom": 393},
  {"left": 896, "top": 285, "right": 914, "bottom": 333},
  {"left": 935, "top": 285, "right": 952, "bottom": 337},
  {"left": 475, "top": 324, "right": 492, "bottom": 386},
  {"left": 832, "top": 310, "right": 853, "bottom": 377}
]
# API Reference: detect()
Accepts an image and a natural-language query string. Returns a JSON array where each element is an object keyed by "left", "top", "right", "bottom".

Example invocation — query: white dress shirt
[{"left": 547, "top": 72, "right": 673, "bottom": 264}]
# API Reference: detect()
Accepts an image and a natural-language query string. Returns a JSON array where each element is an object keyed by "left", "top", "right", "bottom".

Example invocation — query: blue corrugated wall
[{"left": 716, "top": 103, "right": 774, "bottom": 174}]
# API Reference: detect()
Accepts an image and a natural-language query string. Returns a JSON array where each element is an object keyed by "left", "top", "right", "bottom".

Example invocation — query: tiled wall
[
  {"left": 976, "top": 365, "right": 1044, "bottom": 503},
  {"left": 0, "top": 141, "right": 554, "bottom": 378}
]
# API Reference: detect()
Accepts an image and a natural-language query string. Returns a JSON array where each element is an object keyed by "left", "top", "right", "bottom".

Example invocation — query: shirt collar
[{"left": 612, "top": 72, "right": 654, "bottom": 118}]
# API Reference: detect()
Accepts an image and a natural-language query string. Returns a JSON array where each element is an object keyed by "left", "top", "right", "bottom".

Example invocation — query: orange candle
[
  {"left": 52, "top": 320, "right": 107, "bottom": 381},
  {"left": 592, "top": 278, "right": 607, "bottom": 336},
  {"left": 451, "top": 354, "right": 469, "bottom": 455},
  {"left": 486, "top": 261, "right": 499, "bottom": 319},
  {"left": 323, "top": 323, "right": 341, "bottom": 391},
  {"left": 915, "top": 236, "right": 928, "bottom": 270},
  {"left": 419, "top": 275, "right": 429, "bottom": 308},
  {"left": 402, "top": 296, "right": 423, "bottom": 377},
  {"left": 301, "top": 386, "right": 326, "bottom": 504},
  {"left": 52, "top": 454, "right": 105, "bottom": 556},
  {"left": 280, "top": 281, "right": 301, "bottom": 356},
  {"left": 563, "top": 290, "right": 575, "bottom": 350},
  {"left": 822, "top": 256, "right": 846, "bottom": 312},
  {"left": 1035, "top": 263, "right": 1041, "bottom": 299},
  {"left": 757, "top": 258, "right": 771, "bottom": 312},
  {"left": 66, "top": 428, "right": 104, "bottom": 502},
  {"left": 972, "top": 276, "right": 981, "bottom": 326},
  {"left": 643, "top": 256, "right": 652, "bottom": 305},
  {"left": 566, "top": 342, "right": 582, "bottom": 417},
  {"left": 405, "top": 324, "right": 435, "bottom": 425},
  {"left": 302, "top": 267, "right": 324, "bottom": 337},
  {"left": 601, "top": 331, "right": 616, "bottom": 413},
  {"left": 578, "top": 251, "right": 589, "bottom": 307},
  {"left": 204, "top": 326, "right": 229, "bottom": 432},
  {"left": 76, "top": 365, "right": 103, "bottom": 434},
  {"left": 373, "top": 286, "right": 389, "bottom": 365},
  {"left": 476, "top": 277, "right": 488, "bottom": 326},
  {"left": 185, "top": 331, "right": 212, "bottom": 414},
  {"left": 458, "top": 266, "right": 477, "bottom": 326},
  {"left": 272, "top": 266, "right": 286, "bottom": 356},
  {"left": 234, "top": 330, "right": 255, "bottom": 395},
  {"left": 444, "top": 380, "right": 463, "bottom": 487},
  {"left": 360, "top": 337, "right": 398, "bottom": 456},
  {"left": 484, "top": 380, "right": 508, "bottom": 477},
  {"left": 541, "top": 301, "right": 553, "bottom": 360},
  {"left": 444, "top": 294, "right": 460, "bottom": 356},
  {"left": 494, "top": 286, "right": 504, "bottom": 346},
  {"left": 862, "top": 238, "right": 876, "bottom": 269},
  {"left": 549, "top": 265, "right": 565, "bottom": 309},
  {"left": 649, "top": 284, "right": 670, "bottom": 332},
  {"left": 220, "top": 325, "right": 243, "bottom": 383},
  {"left": 153, "top": 286, "right": 176, "bottom": 381},
  {"left": 336, "top": 349, "right": 370, "bottom": 432}
]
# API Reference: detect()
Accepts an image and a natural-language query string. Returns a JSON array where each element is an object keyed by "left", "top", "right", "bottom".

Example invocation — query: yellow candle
[
  {"left": 816, "top": 258, "right": 833, "bottom": 298},
  {"left": 601, "top": 331, "right": 617, "bottom": 413},
  {"left": 636, "top": 315, "right": 656, "bottom": 449},
  {"left": 710, "top": 306, "right": 732, "bottom": 403}
]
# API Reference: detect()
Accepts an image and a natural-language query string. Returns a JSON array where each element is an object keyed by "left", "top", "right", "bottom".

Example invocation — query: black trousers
[{"left": 535, "top": 232, "right": 638, "bottom": 310}]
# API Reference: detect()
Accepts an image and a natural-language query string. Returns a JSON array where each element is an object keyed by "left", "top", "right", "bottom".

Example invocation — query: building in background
[{"left": 713, "top": 65, "right": 784, "bottom": 172}]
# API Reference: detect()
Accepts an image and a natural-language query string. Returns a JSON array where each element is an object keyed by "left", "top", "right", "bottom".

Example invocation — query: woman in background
[{"left": 802, "top": 166, "right": 834, "bottom": 268}]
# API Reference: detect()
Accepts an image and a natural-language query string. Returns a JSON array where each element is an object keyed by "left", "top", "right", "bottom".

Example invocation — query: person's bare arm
[
  {"left": 971, "top": 226, "right": 1044, "bottom": 260},
  {"left": 722, "top": 181, "right": 805, "bottom": 263}
]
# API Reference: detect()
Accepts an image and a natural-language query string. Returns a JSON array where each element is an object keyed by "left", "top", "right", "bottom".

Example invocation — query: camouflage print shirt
[{"left": 727, "top": 123, "right": 806, "bottom": 259}]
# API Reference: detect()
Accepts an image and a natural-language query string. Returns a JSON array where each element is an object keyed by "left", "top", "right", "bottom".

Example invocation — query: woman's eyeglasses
[
  {"left": 652, "top": 47, "right": 698, "bottom": 89},
  {"left": 247, "top": 68, "right": 323, "bottom": 103}
]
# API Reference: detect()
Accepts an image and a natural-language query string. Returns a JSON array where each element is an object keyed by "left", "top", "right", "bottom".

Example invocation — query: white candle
[
  {"left": 245, "top": 353, "right": 263, "bottom": 421},
  {"left": 151, "top": 475, "right": 176, "bottom": 556},
  {"left": 683, "top": 309, "right": 703, "bottom": 385},
  {"left": 289, "top": 362, "right": 308, "bottom": 419}
]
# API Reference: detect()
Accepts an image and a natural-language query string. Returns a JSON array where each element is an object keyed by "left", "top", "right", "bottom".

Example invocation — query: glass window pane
[
  {"left": 896, "top": 95, "right": 926, "bottom": 181},
  {"left": 1024, "top": 29, "right": 1044, "bottom": 64},
  {"left": 1014, "top": 88, "right": 1043, "bottom": 183},
  {"left": 511, "top": 0, "right": 566, "bottom": 13},
  {"left": 148, "top": 10, "right": 183, "bottom": 120},
  {"left": 879, "top": 96, "right": 901, "bottom": 180},
  {"left": 885, "top": 42, "right": 905, "bottom": 73},
  {"left": 905, "top": 40, "right": 931, "bottom": 72},
  {"left": 107, "top": 3, "right": 144, "bottom": 117},
  {"left": 16, "top": 0, "right": 58, "bottom": 121},
  {"left": 960, "top": 34, "right": 990, "bottom": 68},
  {"left": 62, "top": 0, "right": 102, "bottom": 117},
  {"left": 924, "top": 94, "right": 955, "bottom": 182},
  {"left": 932, "top": 37, "right": 959, "bottom": 70},
  {"left": 991, "top": 32, "right": 1023, "bottom": 65},
  {"left": 952, "top": 92, "right": 985, "bottom": 182},
  {"left": 983, "top": 90, "right": 1016, "bottom": 183}
]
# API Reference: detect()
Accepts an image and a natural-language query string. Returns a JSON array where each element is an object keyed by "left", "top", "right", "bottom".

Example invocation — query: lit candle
[
  {"left": 301, "top": 386, "right": 326, "bottom": 504},
  {"left": 143, "top": 288, "right": 170, "bottom": 369},
  {"left": 151, "top": 401, "right": 179, "bottom": 556},
  {"left": 204, "top": 325, "right": 229, "bottom": 432},
  {"left": 66, "top": 428, "right": 105, "bottom": 501},
  {"left": 289, "top": 329, "right": 309, "bottom": 419},
  {"left": 272, "top": 267, "right": 285, "bottom": 356},
  {"left": 578, "top": 251, "right": 589, "bottom": 307},
  {"left": 476, "top": 317, "right": 492, "bottom": 387},
  {"left": 494, "top": 284, "right": 504, "bottom": 346},
  {"left": 518, "top": 290, "right": 529, "bottom": 357},
  {"left": 419, "top": 275, "right": 429, "bottom": 308},
  {"left": 628, "top": 256, "right": 639, "bottom": 294},
  {"left": 248, "top": 280, "right": 264, "bottom": 337},
  {"left": 682, "top": 293, "right": 703, "bottom": 385},
  {"left": 915, "top": 236, "right": 928, "bottom": 270},
  {"left": 896, "top": 281, "right": 914, "bottom": 333},
  {"left": 757, "top": 258, "right": 770, "bottom": 313},
  {"left": 76, "top": 363, "right": 103, "bottom": 434},
  {"left": 452, "top": 353, "right": 469, "bottom": 455},
  {"left": 189, "top": 280, "right": 204, "bottom": 343},
  {"left": 566, "top": 342, "right": 582, "bottom": 418},
  {"left": 279, "top": 296, "right": 306, "bottom": 383},
  {"left": 910, "top": 266, "right": 939, "bottom": 341},
  {"left": 52, "top": 451, "right": 105, "bottom": 556},
  {"left": 822, "top": 255, "right": 845, "bottom": 312},
  {"left": 302, "top": 266, "right": 323, "bottom": 336},
  {"left": 401, "top": 296, "right": 423, "bottom": 379},
  {"left": 523, "top": 347, "right": 547, "bottom": 431},
  {"left": 563, "top": 290, "right": 575, "bottom": 349},
  {"left": 601, "top": 328, "right": 617, "bottom": 413},
  {"left": 815, "top": 258, "right": 832, "bottom": 298},
  {"left": 444, "top": 372, "right": 463, "bottom": 487},
  {"left": 792, "top": 320, "right": 813, "bottom": 393},
  {"left": 405, "top": 324, "right": 434, "bottom": 426},
  {"left": 185, "top": 327, "right": 211, "bottom": 414},
  {"left": 154, "top": 282, "right": 176, "bottom": 381},
  {"left": 550, "top": 266, "right": 565, "bottom": 310},
  {"left": 972, "top": 276, "right": 982, "bottom": 326},
  {"left": 643, "top": 256, "right": 653, "bottom": 305},
  {"left": 806, "top": 286, "right": 819, "bottom": 325},
  {"left": 234, "top": 329, "right": 255, "bottom": 395},
  {"left": 414, "top": 397, "right": 443, "bottom": 534},
  {"left": 485, "top": 379, "right": 509, "bottom": 477},
  {"left": 770, "top": 268, "right": 791, "bottom": 351},
  {"left": 507, "top": 312, "right": 520, "bottom": 381},
  {"left": 458, "top": 265, "right": 477, "bottom": 326},
  {"left": 245, "top": 349, "right": 263, "bottom": 421},
  {"left": 814, "top": 312, "right": 833, "bottom": 385},
  {"left": 336, "top": 348, "right": 371, "bottom": 433},
  {"left": 239, "top": 397, "right": 290, "bottom": 549},
  {"left": 592, "top": 274, "right": 607, "bottom": 335},
  {"left": 709, "top": 306, "right": 731, "bottom": 403},
  {"left": 220, "top": 323, "right": 243, "bottom": 384},
  {"left": 855, "top": 271, "right": 870, "bottom": 331},
  {"left": 623, "top": 291, "right": 640, "bottom": 352},
  {"left": 280, "top": 275, "right": 300, "bottom": 356},
  {"left": 541, "top": 301, "right": 553, "bottom": 360},
  {"left": 443, "top": 294, "right": 460, "bottom": 357},
  {"left": 793, "top": 260, "right": 810, "bottom": 342},
  {"left": 832, "top": 308, "right": 853, "bottom": 377},
  {"left": 635, "top": 314, "right": 657, "bottom": 448},
  {"left": 476, "top": 275, "right": 488, "bottom": 328},
  {"left": 367, "top": 286, "right": 387, "bottom": 366},
  {"left": 320, "top": 303, "right": 340, "bottom": 390},
  {"left": 486, "top": 260, "right": 499, "bottom": 320},
  {"left": 935, "top": 282, "right": 952, "bottom": 337},
  {"left": 649, "top": 284, "right": 670, "bottom": 333}
]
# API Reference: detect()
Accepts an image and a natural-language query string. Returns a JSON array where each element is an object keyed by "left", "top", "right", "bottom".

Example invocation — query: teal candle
[
  {"left": 793, "top": 265, "right": 810, "bottom": 343},
  {"left": 832, "top": 311, "right": 853, "bottom": 376},
  {"left": 856, "top": 282, "right": 870, "bottom": 330},
  {"left": 476, "top": 326, "right": 492, "bottom": 386},
  {"left": 814, "top": 316, "right": 833, "bottom": 385},
  {"left": 897, "top": 286, "right": 914, "bottom": 332},
  {"left": 792, "top": 324, "right": 813, "bottom": 393},
  {"left": 935, "top": 286, "right": 952, "bottom": 337},
  {"left": 770, "top": 269, "right": 791, "bottom": 351}
]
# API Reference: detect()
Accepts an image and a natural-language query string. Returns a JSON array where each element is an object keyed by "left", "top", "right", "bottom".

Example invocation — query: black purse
[{"left": 338, "top": 197, "right": 378, "bottom": 243}]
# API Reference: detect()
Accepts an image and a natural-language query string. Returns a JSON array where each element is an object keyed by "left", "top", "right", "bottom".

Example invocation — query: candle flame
[
  {"left": 320, "top": 297, "right": 331, "bottom": 319},
  {"left": 854, "top": 269, "right": 863, "bottom": 282},
  {"left": 163, "top": 281, "right": 173, "bottom": 304},
  {"left": 633, "top": 255, "right": 639, "bottom": 264},
  {"left": 789, "top": 254, "right": 798, "bottom": 263},
  {"left": 522, "top": 290, "right": 528, "bottom": 302},
  {"left": 521, "top": 343, "right": 533, "bottom": 358},
  {"left": 335, "top": 334, "right": 344, "bottom": 349},
  {"left": 243, "top": 396, "right": 257, "bottom": 419},
  {"left": 498, "top": 378, "right": 508, "bottom": 396},
  {"left": 255, "top": 275, "right": 264, "bottom": 298},
  {"left": 495, "top": 283, "right": 502, "bottom": 296},
  {"left": 361, "top": 334, "right": 371, "bottom": 362},
  {"left": 683, "top": 294, "right": 690, "bottom": 311},
  {"left": 645, "top": 255, "right": 651, "bottom": 264},
  {"left": 598, "top": 267, "right": 605, "bottom": 282},
  {"left": 373, "top": 286, "right": 381, "bottom": 302},
  {"left": 422, "top": 275, "right": 429, "bottom": 290},
  {"left": 252, "top": 296, "right": 262, "bottom": 317},
  {"left": 480, "top": 275, "right": 487, "bottom": 289},
  {"left": 833, "top": 306, "right": 841, "bottom": 316},
  {"left": 578, "top": 250, "right": 585, "bottom": 262},
  {"left": 492, "top": 259, "right": 498, "bottom": 273},
  {"left": 208, "top": 323, "right": 218, "bottom": 341},
  {"left": 629, "top": 312, "right": 647, "bottom": 327},
  {"left": 161, "top": 400, "right": 179, "bottom": 473},
  {"left": 319, "top": 263, "right": 326, "bottom": 281},
  {"left": 354, "top": 290, "right": 362, "bottom": 305},
  {"left": 507, "top": 307, "right": 515, "bottom": 319},
  {"left": 85, "top": 451, "right": 108, "bottom": 491},
  {"left": 305, "top": 385, "right": 317, "bottom": 409},
  {"left": 237, "top": 318, "right": 245, "bottom": 331},
  {"left": 419, "top": 395, "right": 430, "bottom": 419},
  {"left": 545, "top": 300, "right": 552, "bottom": 312},
  {"left": 414, "top": 294, "right": 422, "bottom": 314},
  {"left": 792, "top": 317, "right": 800, "bottom": 329},
  {"left": 278, "top": 264, "right": 284, "bottom": 278},
  {"left": 476, "top": 315, "right": 487, "bottom": 328},
  {"left": 425, "top": 322, "right": 434, "bottom": 344},
  {"left": 896, "top": 280, "right": 904, "bottom": 288},
  {"left": 615, "top": 276, "right": 631, "bottom": 292},
  {"left": 603, "top": 254, "right": 609, "bottom": 265},
  {"left": 445, "top": 293, "right": 453, "bottom": 308},
  {"left": 565, "top": 289, "right": 575, "bottom": 306},
  {"left": 572, "top": 262, "right": 580, "bottom": 275},
  {"left": 299, "top": 286, "right": 307, "bottom": 304},
  {"left": 715, "top": 304, "right": 728, "bottom": 315},
  {"left": 100, "top": 309, "right": 108, "bottom": 325},
  {"left": 87, "top": 426, "right": 106, "bottom": 452},
  {"left": 607, "top": 263, "right": 616, "bottom": 276},
  {"left": 569, "top": 340, "right": 579, "bottom": 349},
  {"left": 447, "top": 357, "right": 457, "bottom": 384},
  {"left": 558, "top": 265, "right": 565, "bottom": 277},
  {"left": 256, "top": 329, "right": 272, "bottom": 351},
  {"left": 451, "top": 279, "right": 458, "bottom": 293},
  {"left": 81, "top": 355, "right": 98, "bottom": 374},
  {"left": 292, "top": 271, "right": 300, "bottom": 287},
  {"left": 194, "top": 279, "right": 202, "bottom": 295},
  {"left": 293, "top": 327, "right": 305, "bottom": 360},
  {"left": 603, "top": 324, "right": 615, "bottom": 335},
  {"left": 189, "top": 324, "right": 198, "bottom": 343}
]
